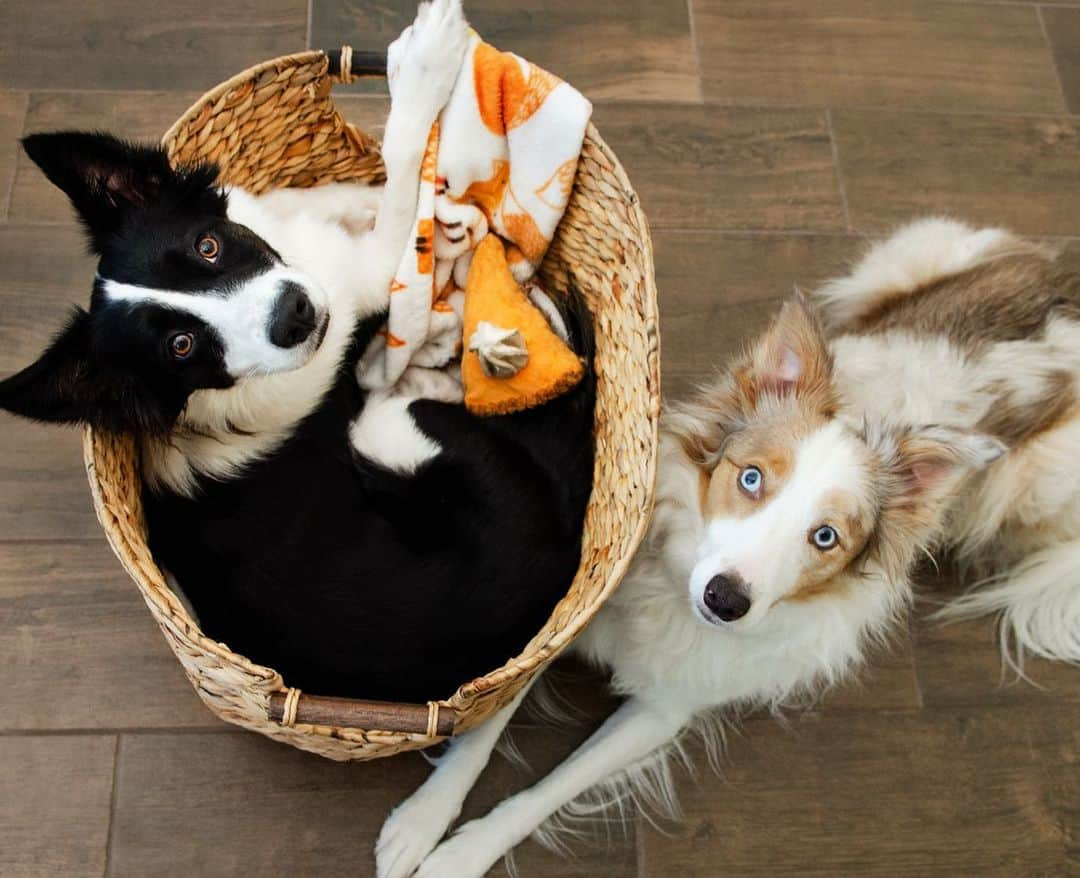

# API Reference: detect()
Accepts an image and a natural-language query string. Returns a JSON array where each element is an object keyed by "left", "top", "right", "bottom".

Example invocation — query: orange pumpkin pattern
[{"left": 360, "top": 29, "right": 592, "bottom": 415}]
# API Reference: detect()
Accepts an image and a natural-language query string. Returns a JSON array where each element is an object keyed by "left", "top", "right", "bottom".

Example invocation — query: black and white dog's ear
[
  {"left": 0, "top": 310, "right": 98, "bottom": 425},
  {"left": 21, "top": 131, "right": 174, "bottom": 251},
  {"left": 0, "top": 310, "right": 184, "bottom": 434}
]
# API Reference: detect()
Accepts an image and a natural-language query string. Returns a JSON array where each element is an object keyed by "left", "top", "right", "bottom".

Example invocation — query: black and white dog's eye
[
  {"left": 738, "top": 465, "right": 763, "bottom": 495},
  {"left": 169, "top": 332, "right": 195, "bottom": 360},
  {"left": 196, "top": 234, "right": 220, "bottom": 262},
  {"left": 811, "top": 525, "right": 839, "bottom": 550}
]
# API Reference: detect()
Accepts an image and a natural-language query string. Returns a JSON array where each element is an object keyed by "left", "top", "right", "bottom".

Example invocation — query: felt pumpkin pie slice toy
[{"left": 462, "top": 235, "right": 584, "bottom": 416}]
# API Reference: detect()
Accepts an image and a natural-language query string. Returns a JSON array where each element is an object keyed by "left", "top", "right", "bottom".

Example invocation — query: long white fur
[
  {"left": 376, "top": 681, "right": 535, "bottom": 878},
  {"left": 824, "top": 220, "right": 1080, "bottom": 668},
  {"left": 815, "top": 217, "right": 1016, "bottom": 328},
  {"left": 936, "top": 539, "right": 1080, "bottom": 670},
  {"left": 379, "top": 216, "right": 1080, "bottom": 878}
]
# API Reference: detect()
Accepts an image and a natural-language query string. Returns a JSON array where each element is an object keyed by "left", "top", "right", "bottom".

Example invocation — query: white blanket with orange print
[{"left": 358, "top": 27, "right": 592, "bottom": 394}]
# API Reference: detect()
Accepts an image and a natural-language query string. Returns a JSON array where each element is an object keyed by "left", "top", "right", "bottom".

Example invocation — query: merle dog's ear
[
  {"left": 866, "top": 423, "right": 1005, "bottom": 583},
  {"left": 21, "top": 131, "right": 174, "bottom": 252},
  {"left": 0, "top": 310, "right": 185, "bottom": 434},
  {"left": 745, "top": 295, "right": 833, "bottom": 402}
]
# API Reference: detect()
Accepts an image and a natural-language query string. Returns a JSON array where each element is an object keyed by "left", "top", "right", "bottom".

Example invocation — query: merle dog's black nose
[
  {"left": 270, "top": 282, "right": 317, "bottom": 348},
  {"left": 703, "top": 573, "right": 752, "bottom": 621}
]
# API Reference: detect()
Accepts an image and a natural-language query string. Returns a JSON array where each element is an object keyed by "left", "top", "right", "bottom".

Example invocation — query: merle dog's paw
[{"left": 375, "top": 787, "right": 459, "bottom": 878}]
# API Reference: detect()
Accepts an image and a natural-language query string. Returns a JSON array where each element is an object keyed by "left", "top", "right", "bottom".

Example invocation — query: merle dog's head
[{"left": 0, "top": 131, "right": 330, "bottom": 434}]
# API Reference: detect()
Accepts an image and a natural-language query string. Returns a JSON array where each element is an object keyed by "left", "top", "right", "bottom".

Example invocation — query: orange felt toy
[{"left": 463, "top": 235, "right": 584, "bottom": 416}]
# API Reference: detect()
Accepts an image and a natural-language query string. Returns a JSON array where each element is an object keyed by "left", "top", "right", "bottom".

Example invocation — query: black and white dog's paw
[{"left": 388, "top": 0, "right": 470, "bottom": 122}]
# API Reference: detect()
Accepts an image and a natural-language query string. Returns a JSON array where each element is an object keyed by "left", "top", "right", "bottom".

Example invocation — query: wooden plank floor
[{"left": 1, "top": 1, "right": 1078, "bottom": 875}]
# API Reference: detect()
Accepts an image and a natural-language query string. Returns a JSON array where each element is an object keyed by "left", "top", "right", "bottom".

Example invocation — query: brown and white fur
[
  {"left": 820, "top": 219, "right": 1080, "bottom": 665},
  {"left": 374, "top": 217, "right": 1080, "bottom": 877}
]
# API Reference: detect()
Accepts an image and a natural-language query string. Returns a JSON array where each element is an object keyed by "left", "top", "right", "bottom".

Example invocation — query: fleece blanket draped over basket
[{"left": 82, "top": 47, "right": 660, "bottom": 761}]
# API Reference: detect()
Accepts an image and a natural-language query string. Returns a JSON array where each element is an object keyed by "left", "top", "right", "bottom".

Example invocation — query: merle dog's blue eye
[
  {"left": 812, "top": 525, "right": 839, "bottom": 550},
  {"left": 738, "top": 465, "right": 762, "bottom": 494}
]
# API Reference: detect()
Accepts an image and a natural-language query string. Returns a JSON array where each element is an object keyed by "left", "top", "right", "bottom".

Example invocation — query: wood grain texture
[
  {"left": 0, "top": 224, "right": 95, "bottom": 375},
  {"left": 693, "top": 0, "right": 1064, "bottom": 113},
  {"left": 109, "top": 732, "right": 422, "bottom": 877},
  {"left": 819, "top": 627, "right": 921, "bottom": 712},
  {"left": 832, "top": 109, "right": 1080, "bottom": 235},
  {"left": 0, "top": 735, "right": 115, "bottom": 878},
  {"left": 335, "top": 95, "right": 392, "bottom": 142},
  {"left": 311, "top": 0, "right": 699, "bottom": 102},
  {"left": 654, "top": 231, "right": 860, "bottom": 399},
  {"left": 1042, "top": 5, "right": 1080, "bottom": 114},
  {"left": 0, "top": 0, "right": 305, "bottom": 91},
  {"left": 0, "top": 541, "right": 222, "bottom": 730},
  {"left": 591, "top": 104, "right": 845, "bottom": 232},
  {"left": 913, "top": 613, "right": 1080, "bottom": 710},
  {"left": 108, "top": 729, "right": 637, "bottom": 877},
  {"left": 0, "top": 413, "right": 99, "bottom": 540},
  {"left": 638, "top": 705, "right": 1079, "bottom": 877},
  {"left": 664, "top": 296, "right": 782, "bottom": 402},
  {"left": 11, "top": 91, "right": 201, "bottom": 223},
  {"left": 0, "top": 91, "right": 27, "bottom": 220},
  {"left": 912, "top": 567, "right": 1080, "bottom": 709}
]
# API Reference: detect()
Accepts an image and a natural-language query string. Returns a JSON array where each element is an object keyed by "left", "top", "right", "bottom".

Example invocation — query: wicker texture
[{"left": 82, "top": 49, "right": 660, "bottom": 761}]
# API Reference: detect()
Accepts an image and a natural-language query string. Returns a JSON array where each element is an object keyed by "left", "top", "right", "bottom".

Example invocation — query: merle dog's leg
[
  {"left": 375, "top": 678, "right": 537, "bottom": 878},
  {"left": 413, "top": 698, "right": 688, "bottom": 878}
]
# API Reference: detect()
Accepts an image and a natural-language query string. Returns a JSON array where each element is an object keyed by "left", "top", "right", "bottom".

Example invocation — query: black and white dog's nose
[
  {"left": 703, "top": 573, "right": 752, "bottom": 621},
  {"left": 270, "top": 282, "right": 317, "bottom": 348}
]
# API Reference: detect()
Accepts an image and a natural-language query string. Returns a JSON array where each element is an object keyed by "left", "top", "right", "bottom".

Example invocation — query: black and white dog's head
[{"left": 0, "top": 131, "right": 330, "bottom": 434}]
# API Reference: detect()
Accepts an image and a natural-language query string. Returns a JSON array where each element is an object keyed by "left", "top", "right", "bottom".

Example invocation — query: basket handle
[
  {"left": 325, "top": 47, "right": 388, "bottom": 82},
  {"left": 268, "top": 690, "right": 456, "bottom": 737}
]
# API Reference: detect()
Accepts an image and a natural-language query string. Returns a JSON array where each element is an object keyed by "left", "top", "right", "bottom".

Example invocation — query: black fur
[
  {"left": 2, "top": 130, "right": 596, "bottom": 702},
  {"left": 25, "top": 131, "right": 280, "bottom": 296},
  {"left": 146, "top": 310, "right": 594, "bottom": 700},
  {"left": 0, "top": 302, "right": 230, "bottom": 434}
]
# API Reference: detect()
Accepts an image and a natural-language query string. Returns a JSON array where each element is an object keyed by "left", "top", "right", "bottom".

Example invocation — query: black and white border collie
[{"left": 0, "top": 0, "right": 595, "bottom": 703}]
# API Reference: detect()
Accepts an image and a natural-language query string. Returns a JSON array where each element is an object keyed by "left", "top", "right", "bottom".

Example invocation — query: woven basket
[{"left": 81, "top": 48, "right": 660, "bottom": 761}]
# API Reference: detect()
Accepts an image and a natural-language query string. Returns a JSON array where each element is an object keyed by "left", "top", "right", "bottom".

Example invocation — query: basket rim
[
  {"left": 84, "top": 47, "right": 661, "bottom": 748},
  {"left": 161, "top": 49, "right": 332, "bottom": 151}
]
